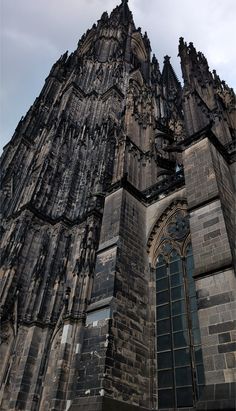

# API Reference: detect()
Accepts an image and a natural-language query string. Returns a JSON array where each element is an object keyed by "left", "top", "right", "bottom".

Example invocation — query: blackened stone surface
[
  {"left": 198, "top": 291, "right": 233, "bottom": 309},
  {"left": 70, "top": 396, "right": 150, "bottom": 411},
  {"left": 209, "top": 321, "right": 236, "bottom": 335},
  {"left": 0, "top": 1, "right": 236, "bottom": 410},
  {"left": 196, "top": 383, "right": 236, "bottom": 410}
]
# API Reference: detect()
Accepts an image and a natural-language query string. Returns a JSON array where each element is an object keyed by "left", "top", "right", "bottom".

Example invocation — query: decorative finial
[{"left": 179, "top": 37, "right": 185, "bottom": 49}]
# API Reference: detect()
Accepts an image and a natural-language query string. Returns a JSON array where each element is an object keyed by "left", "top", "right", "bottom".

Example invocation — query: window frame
[{"left": 155, "top": 244, "right": 204, "bottom": 409}]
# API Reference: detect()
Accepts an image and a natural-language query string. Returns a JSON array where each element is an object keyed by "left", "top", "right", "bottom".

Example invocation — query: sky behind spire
[{"left": 1, "top": 0, "right": 236, "bottom": 153}]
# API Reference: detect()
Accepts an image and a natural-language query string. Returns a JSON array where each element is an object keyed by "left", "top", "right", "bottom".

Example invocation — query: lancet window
[{"left": 153, "top": 210, "right": 204, "bottom": 408}]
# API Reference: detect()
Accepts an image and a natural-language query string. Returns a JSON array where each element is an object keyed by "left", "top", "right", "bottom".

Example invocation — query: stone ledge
[
  {"left": 87, "top": 297, "right": 114, "bottom": 313},
  {"left": 69, "top": 396, "right": 150, "bottom": 411}
]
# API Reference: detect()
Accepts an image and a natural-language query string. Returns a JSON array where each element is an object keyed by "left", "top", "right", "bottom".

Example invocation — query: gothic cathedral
[{"left": 0, "top": 1, "right": 235, "bottom": 410}]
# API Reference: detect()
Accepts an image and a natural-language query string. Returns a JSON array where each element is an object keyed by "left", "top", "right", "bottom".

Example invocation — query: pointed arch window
[{"left": 155, "top": 243, "right": 204, "bottom": 409}]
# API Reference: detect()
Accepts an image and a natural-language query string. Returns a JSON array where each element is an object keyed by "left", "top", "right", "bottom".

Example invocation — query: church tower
[{"left": 1, "top": 1, "right": 235, "bottom": 410}]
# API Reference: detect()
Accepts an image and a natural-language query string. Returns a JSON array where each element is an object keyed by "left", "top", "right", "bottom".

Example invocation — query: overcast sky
[{"left": 1, "top": 0, "right": 236, "bottom": 153}]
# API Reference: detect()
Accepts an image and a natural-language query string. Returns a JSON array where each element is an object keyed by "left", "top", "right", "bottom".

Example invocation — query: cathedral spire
[
  {"left": 162, "top": 55, "right": 181, "bottom": 96},
  {"left": 178, "top": 37, "right": 212, "bottom": 87},
  {"left": 120, "top": 0, "right": 129, "bottom": 9},
  {"left": 109, "top": 0, "right": 133, "bottom": 26}
]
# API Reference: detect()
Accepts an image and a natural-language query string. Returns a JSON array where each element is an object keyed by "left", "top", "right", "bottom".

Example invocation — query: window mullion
[
  {"left": 167, "top": 262, "right": 177, "bottom": 408},
  {"left": 183, "top": 255, "right": 197, "bottom": 406}
]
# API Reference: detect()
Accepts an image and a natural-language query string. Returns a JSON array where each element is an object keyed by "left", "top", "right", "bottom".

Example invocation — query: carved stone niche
[{"left": 0, "top": 322, "right": 12, "bottom": 345}]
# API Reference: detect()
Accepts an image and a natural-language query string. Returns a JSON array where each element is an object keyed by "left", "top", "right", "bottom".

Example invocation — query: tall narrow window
[{"left": 156, "top": 244, "right": 204, "bottom": 408}]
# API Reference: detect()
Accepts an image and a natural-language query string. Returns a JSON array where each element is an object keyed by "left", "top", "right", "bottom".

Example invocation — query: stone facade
[{"left": 0, "top": 1, "right": 235, "bottom": 410}]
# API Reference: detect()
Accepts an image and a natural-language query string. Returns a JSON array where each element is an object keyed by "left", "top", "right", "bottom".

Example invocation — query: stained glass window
[{"left": 156, "top": 245, "right": 204, "bottom": 408}]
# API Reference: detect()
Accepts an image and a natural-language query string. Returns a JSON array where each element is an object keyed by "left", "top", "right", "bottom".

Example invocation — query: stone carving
[
  {"left": 166, "top": 210, "right": 190, "bottom": 240},
  {"left": 0, "top": 323, "right": 11, "bottom": 345}
]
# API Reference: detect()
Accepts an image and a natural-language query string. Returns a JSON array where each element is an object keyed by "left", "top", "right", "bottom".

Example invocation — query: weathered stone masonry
[{"left": 0, "top": 1, "right": 235, "bottom": 410}]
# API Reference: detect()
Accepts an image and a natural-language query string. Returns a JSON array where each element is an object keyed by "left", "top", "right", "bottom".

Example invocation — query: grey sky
[{"left": 1, "top": 0, "right": 236, "bottom": 153}]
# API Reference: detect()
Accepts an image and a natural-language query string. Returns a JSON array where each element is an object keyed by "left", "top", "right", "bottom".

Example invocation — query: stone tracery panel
[{"left": 147, "top": 201, "right": 189, "bottom": 264}]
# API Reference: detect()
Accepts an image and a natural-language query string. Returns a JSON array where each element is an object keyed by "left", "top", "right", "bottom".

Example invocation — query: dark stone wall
[
  {"left": 70, "top": 396, "right": 150, "bottom": 411},
  {"left": 110, "top": 189, "right": 150, "bottom": 408},
  {"left": 183, "top": 138, "right": 233, "bottom": 275},
  {"left": 183, "top": 136, "right": 236, "bottom": 410},
  {"left": 210, "top": 143, "right": 235, "bottom": 267},
  {"left": 71, "top": 188, "right": 151, "bottom": 410}
]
